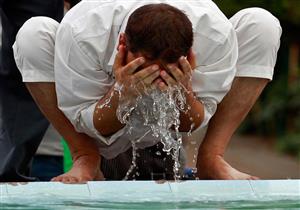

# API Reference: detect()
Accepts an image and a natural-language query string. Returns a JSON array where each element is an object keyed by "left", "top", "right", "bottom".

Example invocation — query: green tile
[
  {"left": 0, "top": 183, "right": 8, "bottom": 197},
  {"left": 6, "top": 182, "right": 90, "bottom": 197},
  {"left": 0, "top": 181, "right": 299, "bottom": 209},
  {"left": 250, "top": 180, "right": 300, "bottom": 196},
  {"left": 88, "top": 181, "right": 172, "bottom": 202},
  {"left": 169, "top": 180, "right": 255, "bottom": 201}
]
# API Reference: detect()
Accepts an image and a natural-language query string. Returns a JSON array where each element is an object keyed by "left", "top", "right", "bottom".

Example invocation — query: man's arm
[
  {"left": 179, "top": 52, "right": 204, "bottom": 132},
  {"left": 92, "top": 86, "right": 123, "bottom": 136},
  {"left": 179, "top": 91, "right": 204, "bottom": 132},
  {"left": 157, "top": 54, "right": 205, "bottom": 132},
  {"left": 93, "top": 44, "right": 161, "bottom": 136},
  {"left": 26, "top": 82, "right": 103, "bottom": 183},
  {"left": 196, "top": 77, "right": 266, "bottom": 179}
]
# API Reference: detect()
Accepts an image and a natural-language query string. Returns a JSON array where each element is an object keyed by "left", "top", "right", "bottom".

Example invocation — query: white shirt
[
  {"left": 36, "top": 125, "right": 63, "bottom": 156},
  {"left": 54, "top": 0, "right": 238, "bottom": 159}
]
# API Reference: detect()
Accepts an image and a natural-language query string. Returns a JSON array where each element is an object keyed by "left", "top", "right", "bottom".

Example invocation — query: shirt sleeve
[
  {"left": 191, "top": 26, "right": 238, "bottom": 130},
  {"left": 54, "top": 22, "right": 127, "bottom": 145}
]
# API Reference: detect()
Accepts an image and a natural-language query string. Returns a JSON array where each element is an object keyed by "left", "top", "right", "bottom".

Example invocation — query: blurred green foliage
[
  {"left": 214, "top": 0, "right": 300, "bottom": 26},
  {"left": 277, "top": 133, "right": 300, "bottom": 159},
  {"left": 263, "top": 80, "right": 300, "bottom": 158},
  {"left": 213, "top": 0, "right": 300, "bottom": 157}
]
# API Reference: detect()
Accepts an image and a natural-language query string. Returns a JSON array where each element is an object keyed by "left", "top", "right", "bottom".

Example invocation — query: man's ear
[
  {"left": 117, "top": 33, "right": 127, "bottom": 51},
  {"left": 187, "top": 48, "right": 196, "bottom": 70}
]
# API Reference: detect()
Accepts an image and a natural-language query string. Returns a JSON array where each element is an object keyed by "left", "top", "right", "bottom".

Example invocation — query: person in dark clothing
[{"left": 0, "top": 0, "right": 64, "bottom": 182}]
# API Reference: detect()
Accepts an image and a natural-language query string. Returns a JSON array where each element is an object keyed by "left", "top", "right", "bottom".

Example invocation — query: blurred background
[{"left": 213, "top": 0, "right": 300, "bottom": 179}]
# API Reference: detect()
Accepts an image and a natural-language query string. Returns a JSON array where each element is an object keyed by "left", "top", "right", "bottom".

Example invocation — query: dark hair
[{"left": 125, "top": 3, "right": 193, "bottom": 63}]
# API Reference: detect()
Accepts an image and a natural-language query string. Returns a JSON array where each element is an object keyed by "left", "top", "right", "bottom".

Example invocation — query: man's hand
[
  {"left": 151, "top": 50, "right": 203, "bottom": 132},
  {"left": 51, "top": 154, "right": 104, "bottom": 184},
  {"left": 113, "top": 44, "right": 160, "bottom": 98},
  {"left": 154, "top": 50, "right": 196, "bottom": 92},
  {"left": 93, "top": 45, "right": 161, "bottom": 135}
]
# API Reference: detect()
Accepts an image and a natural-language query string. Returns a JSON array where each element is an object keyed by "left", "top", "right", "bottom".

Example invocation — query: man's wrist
[{"left": 185, "top": 87, "right": 195, "bottom": 100}]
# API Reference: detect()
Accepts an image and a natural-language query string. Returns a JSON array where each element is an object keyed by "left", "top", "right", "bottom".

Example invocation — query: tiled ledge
[{"left": 0, "top": 180, "right": 299, "bottom": 201}]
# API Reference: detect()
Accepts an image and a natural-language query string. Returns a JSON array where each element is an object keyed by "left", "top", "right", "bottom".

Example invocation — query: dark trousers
[
  {"left": 31, "top": 155, "right": 64, "bottom": 181},
  {"left": 0, "top": 0, "right": 63, "bottom": 181},
  {"left": 101, "top": 143, "right": 176, "bottom": 180}
]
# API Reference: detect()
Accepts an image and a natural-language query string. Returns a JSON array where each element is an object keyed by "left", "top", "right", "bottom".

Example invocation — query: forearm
[
  {"left": 93, "top": 83, "right": 125, "bottom": 136},
  {"left": 198, "top": 96, "right": 246, "bottom": 158},
  {"left": 179, "top": 92, "right": 204, "bottom": 132},
  {"left": 195, "top": 78, "right": 268, "bottom": 180},
  {"left": 198, "top": 108, "right": 236, "bottom": 157},
  {"left": 198, "top": 78, "right": 268, "bottom": 157},
  {"left": 26, "top": 83, "right": 101, "bottom": 162}
]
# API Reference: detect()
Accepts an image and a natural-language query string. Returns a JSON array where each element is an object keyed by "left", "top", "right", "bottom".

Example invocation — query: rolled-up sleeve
[
  {"left": 54, "top": 23, "right": 126, "bottom": 145},
  {"left": 192, "top": 26, "right": 238, "bottom": 129}
]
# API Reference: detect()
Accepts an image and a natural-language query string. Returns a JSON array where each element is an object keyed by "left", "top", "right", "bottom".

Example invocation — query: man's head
[{"left": 120, "top": 3, "right": 193, "bottom": 66}]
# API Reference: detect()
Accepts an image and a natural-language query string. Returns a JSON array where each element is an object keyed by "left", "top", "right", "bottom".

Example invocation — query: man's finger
[
  {"left": 153, "top": 78, "right": 167, "bottom": 91},
  {"left": 179, "top": 56, "right": 191, "bottom": 75},
  {"left": 124, "top": 57, "right": 145, "bottom": 75},
  {"left": 160, "top": 70, "right": 177, "bottom": 87},
  {"left": 113, "top": 45, "right": 126, "bottom": 70},
  {"left": 187, "top": 49, "right": 196, "bottom": 70},
  {"left": 141, "top": 69, "right": 161, "bottom": 85},
  {"left": 167, "top": 64, "right": 183, "bottom": 82},
  {"left": 134, "top": 64, "right": 159, "bottom": 82}
]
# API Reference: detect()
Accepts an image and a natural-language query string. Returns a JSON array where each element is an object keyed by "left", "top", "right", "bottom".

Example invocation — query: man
[{"left": 13, "top": 0, "right": 281, "bottom": 182}]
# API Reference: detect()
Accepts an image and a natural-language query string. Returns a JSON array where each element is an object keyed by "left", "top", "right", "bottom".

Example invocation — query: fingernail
[
  {"left": 180, "top": 56, "right": 185, "bottom": 61},
  {"left": 140, "top": 57, "right": 145, "bottom": 63}
]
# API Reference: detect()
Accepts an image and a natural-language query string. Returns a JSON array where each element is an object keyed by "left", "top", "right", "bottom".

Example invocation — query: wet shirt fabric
[{"left": 54, "top": 0, "right": 237, "bottom": 159}]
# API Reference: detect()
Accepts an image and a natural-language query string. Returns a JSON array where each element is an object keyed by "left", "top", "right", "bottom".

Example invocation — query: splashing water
[
  {"left": 95, "top": 82, "right": 191, "bottom": 180},
  {"left": 115, "top": 84, "right": 188, "bottom": 180}
]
